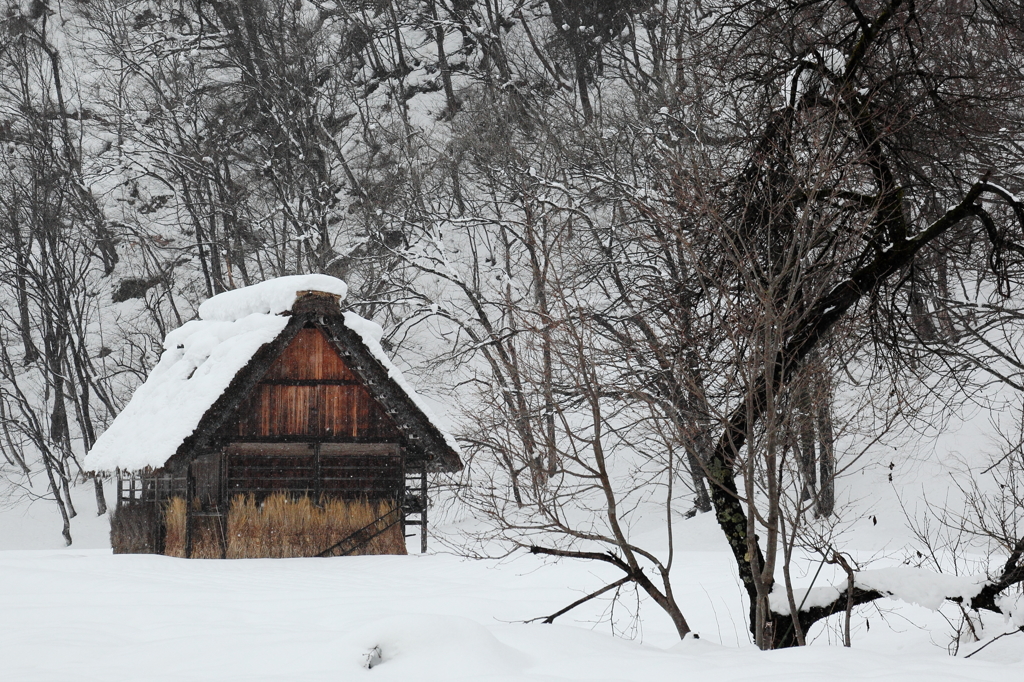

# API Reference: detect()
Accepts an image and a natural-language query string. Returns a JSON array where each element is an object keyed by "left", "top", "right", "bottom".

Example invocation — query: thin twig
[
  {"left": 963, "top": 627, "right": 1024, "bottom": 658},
  {"left": 525, "top": 575, "right": 636, "bottom": 624}
]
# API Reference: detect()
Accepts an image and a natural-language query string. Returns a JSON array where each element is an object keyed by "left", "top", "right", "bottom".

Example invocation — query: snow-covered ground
[
  {"left": 1, "top": 474, "right": 1022, "bottom": 681},
  {"left": 0, "top": 545, "right": 1015, "bottom": 682}
]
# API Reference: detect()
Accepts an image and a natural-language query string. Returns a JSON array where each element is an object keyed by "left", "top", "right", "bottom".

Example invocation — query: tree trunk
[
  {"left": 11, "top": 210, "right": 40, "bottom": 365},
  {"left": 816, "top": 394, "right": 835, "bottom": 517},
  {"left": 575, "top": 51, "right": 593, "bottom": 122}
]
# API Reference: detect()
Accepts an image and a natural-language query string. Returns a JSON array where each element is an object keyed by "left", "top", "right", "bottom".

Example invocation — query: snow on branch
[{"left": 771, "top": 567, "right": 988, "bottom": 616}]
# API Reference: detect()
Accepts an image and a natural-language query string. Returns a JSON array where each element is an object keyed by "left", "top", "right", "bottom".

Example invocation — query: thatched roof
[{"left": 85, "top": 276, "right": 462, "bottom": 474}]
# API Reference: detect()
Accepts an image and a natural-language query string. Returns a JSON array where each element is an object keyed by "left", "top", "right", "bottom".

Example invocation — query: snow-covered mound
[{"left": 1, "top": 540, "right": 1021, "bottom": 681}]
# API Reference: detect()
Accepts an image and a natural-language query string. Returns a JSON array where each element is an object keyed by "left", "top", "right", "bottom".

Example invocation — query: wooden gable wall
[{"left": 220, "top": 327, "right": 400, "bottom": 440}]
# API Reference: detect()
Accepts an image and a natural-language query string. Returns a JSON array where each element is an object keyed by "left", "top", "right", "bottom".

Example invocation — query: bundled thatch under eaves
[{"left": 160, "top": 494, "right": 406, "bottom": 559}]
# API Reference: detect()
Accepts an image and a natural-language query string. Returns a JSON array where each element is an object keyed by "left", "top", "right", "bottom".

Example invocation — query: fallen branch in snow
[
  {"left": 963, "top": 537, "right": 1024, "bottom": 613},
  {"left": 771, "top": 585, "right": 884, "bottom": 648},
  {"left": 525, "top": 575, "right": 636, "bottom": 625},
  {"left": 768, "top": 553, "right": 1024, "bottom": 649},
  {"left": 963, "top": 627, "right": 1024, "bottom": 659}
]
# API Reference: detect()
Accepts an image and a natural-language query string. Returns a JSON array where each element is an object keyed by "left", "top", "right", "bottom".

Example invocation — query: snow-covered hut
[{"left": 85, "top": 275, "right": 461, "bottom": 559}]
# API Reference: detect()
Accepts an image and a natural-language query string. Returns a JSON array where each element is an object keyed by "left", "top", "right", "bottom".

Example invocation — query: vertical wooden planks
[
  {"left": 260, "top": 327, "right": 357, "bottom": 382},
  {"left": 218, "top": 326, "right": 400, "bottom": 440}
]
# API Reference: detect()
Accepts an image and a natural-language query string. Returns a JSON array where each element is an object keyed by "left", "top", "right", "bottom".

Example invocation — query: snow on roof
[
  {"left": 83, "top": 311, "right": 290, "bottom": 473},
  {"left": 197, "top": 274, "right": 347, "bottom": 321},
  {"left": 342, "top": 312, "right": 463, "bottom": 459},
  {"left": 85, "top": 275, "right": 459, "bottom": 473}
]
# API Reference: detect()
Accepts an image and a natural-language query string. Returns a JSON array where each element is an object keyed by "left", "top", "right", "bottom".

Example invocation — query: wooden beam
[
  {"left": 420, "top": 466, "right": 428, "bottom": 554},
  {"left": 184, "top": 463, "right": 195, "bottom": 559}
]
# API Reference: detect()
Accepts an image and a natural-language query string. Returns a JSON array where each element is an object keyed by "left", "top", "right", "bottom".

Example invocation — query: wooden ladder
[
  {"left": 402, "top": 466, "right": 428, "bottom": 553},
  {"left": 316, "top": 506, "right": 403, "bottom": 557}
]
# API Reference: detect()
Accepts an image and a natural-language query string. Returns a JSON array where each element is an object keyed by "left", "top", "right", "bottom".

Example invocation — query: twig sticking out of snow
[
  {"left": 964, "top": 628, "right": 1024, "bottom": 658},
  {"left": 364, "top": 645, "right": 383, "bottom": 669}
]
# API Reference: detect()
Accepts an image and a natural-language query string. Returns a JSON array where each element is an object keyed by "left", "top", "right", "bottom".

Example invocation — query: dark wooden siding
[
  {"left": 319, "top": 384, "right": 398, "bottom": 438},
  {"left": 227, "top": 445, "right": 317, "bottom": 497},
  {"left": 319, "top": 443, "right": 403, "bottom": 497},
  {"left": 261, "top": 327, "right": 357, "bottom": 382},
  {"left": 220, "top": 327, "right": 400, "bottom": 440},
  {"left": 224, "top": 443, "right": 402, "bottom": 500}
]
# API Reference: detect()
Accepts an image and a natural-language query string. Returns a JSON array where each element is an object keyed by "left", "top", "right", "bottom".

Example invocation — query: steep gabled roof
[{"left": 84, "top": 276, "right": 462, "bottom": 474}]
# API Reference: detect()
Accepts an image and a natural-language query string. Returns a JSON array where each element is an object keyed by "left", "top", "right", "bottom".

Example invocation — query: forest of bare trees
[{"left": 2, "top": 0, "right": 1023, "bottom": 649}]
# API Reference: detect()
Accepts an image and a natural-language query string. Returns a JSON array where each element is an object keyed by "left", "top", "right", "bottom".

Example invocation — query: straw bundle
[
  {"left": 226, "top": 494, "right": 406, "bottom": 558},
  {"left": 161, "top": 494, "right": 406, "bottom": 558},
  {"left": 163, "top": 497, "right": 186, "bottom": 557},
  {"left": 163, "top": 497, "right": 224, "bottom": 558},
  {"left": 110, "top": 503, "right": 158, "bottom": 554}
]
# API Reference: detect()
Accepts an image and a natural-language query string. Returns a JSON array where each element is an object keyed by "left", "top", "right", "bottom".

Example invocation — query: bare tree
[{"left": 645, "top": 0, "right": 1024, "bottom": 647}]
